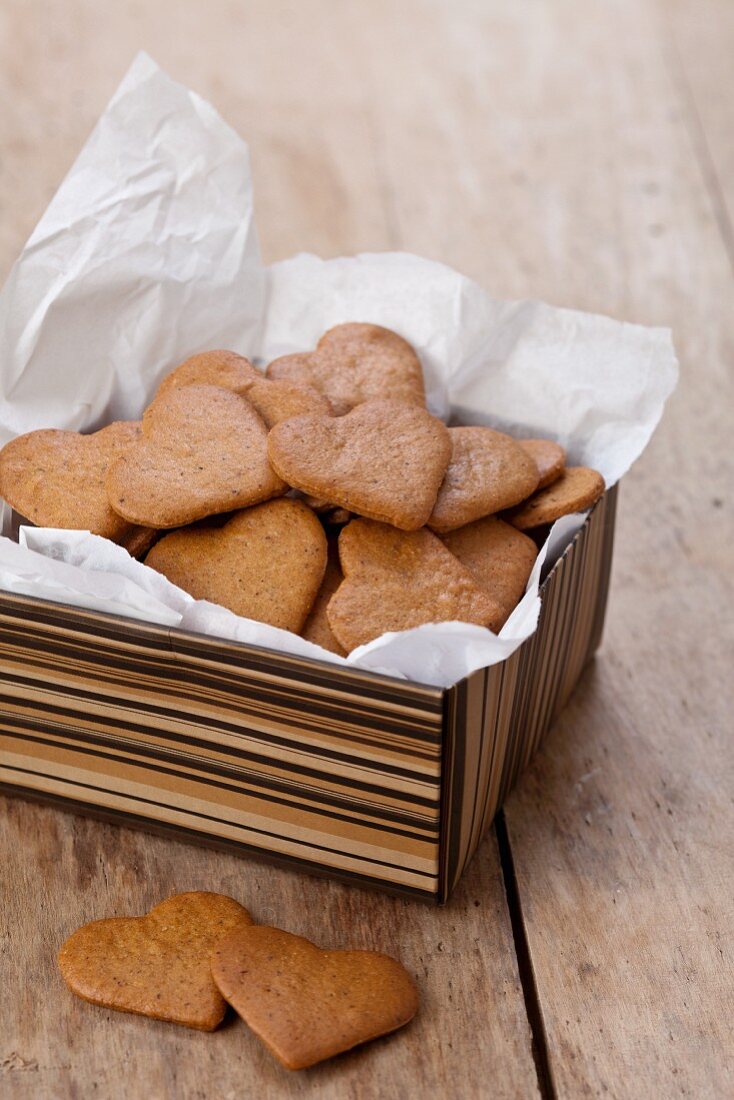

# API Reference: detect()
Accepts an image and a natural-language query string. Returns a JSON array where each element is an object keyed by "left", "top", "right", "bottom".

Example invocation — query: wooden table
[{"left": 1, "top": 2, "right": 732, "bottom": 1096}]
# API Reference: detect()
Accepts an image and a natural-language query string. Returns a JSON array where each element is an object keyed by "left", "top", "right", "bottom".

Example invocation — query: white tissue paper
[{"left": 0, "top": 54, "right": 678, "bottom": 687}]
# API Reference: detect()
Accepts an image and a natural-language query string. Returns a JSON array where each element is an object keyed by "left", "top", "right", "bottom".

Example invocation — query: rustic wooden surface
[{"left": 1, "top": 1, "right": 732, "bottom": 1098}]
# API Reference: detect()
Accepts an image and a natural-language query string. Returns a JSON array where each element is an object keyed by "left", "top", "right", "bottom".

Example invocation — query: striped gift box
[{"left": 0, "top": 486, "right": 617, "bottom": 901}]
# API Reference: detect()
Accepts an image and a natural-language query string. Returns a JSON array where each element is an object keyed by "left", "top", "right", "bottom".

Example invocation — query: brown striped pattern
[
  {"left": 0, "top": 487, "right": 616, "bottom": 901},
  {"left": 0, "top": 600, "right": 444, "bottom": 898},
  {"left": 439, "top": 486, "right": 618, "bottom": 899}
]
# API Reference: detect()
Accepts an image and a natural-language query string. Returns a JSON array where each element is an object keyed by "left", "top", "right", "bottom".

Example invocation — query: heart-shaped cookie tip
[
  {"left": 155, "top": 349, "right": 261, "bottom": 400},
  {"left": 211, "top": 925, "right": 419, "bottom": 1070},
  {"left": 506, "top": 466, "right": 605, "bottom": 530},
  {"left": 145, "top": 498, "right": 327, "bottom": 633},
  {"left": 442, "top": 516, "right": 538, "bottom": 629},
  {"left": 0, "top": 421, "right": 150, "bottom": 544},
  {"left": 327, "top": 519, "right": 504, "bottom": 651},
  {"left": 58, "top": 892, "right": 253, "bottom": 1030},
  {"left": 237, "top": 375, "right": 332, "bottom": 428},
  {"left": 518, "top": 438, "right": 566, "bottom": 490},
  {"left": 266, "top": 322, "right": 426, "bottom": 415},
  {"left": 268, "top": 400, "right": 451, "bottom": 531},
  {"left": 106, "top": 384, "right": 286, "bottom": 528},
  {"left": 301, "top": 539, "right": 346, "bottom": 655},
  {"left": 428, "top": 427, "right": 540, "bottom": 533}
]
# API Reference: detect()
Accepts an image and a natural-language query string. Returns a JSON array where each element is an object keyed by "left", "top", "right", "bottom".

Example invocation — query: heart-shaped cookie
[
  {"left": 301, "top": 539, "right": 346, "bottom": 655},
  {"left": 155, "top": 349, "right": 261, "bottom": 398},
  {"left": 237, "top": 375, "right": 332, "bottom": 428},
  {"left": 58, "top": 891, "right": 253, "bottom": 1030},
  {"left": 327, "top": 518, "right": 504, "bottom": 650},
  {"left": 427, "top": 427, "right": 540, "bottom": 533},
  {"left": 506, "top": 466, "right": 605, "bottom": 530},
  {"left": 266, "top": 322, "right": 426, "bottom": 415},
  {"left": 442, "top": 516, "right": 538, "bottom": 628},
  {"left": 323, "top": 506, "right": 352, "bottom": 526},
  {"left": 145, "top": 498, "right": 327, "bottom": 632},
  {"left": 303, "top": 496, "right": 352, "bottom": 526},
  {"left": 0, "top": 421, "right": 154, "bottom": 546},
  {"left": 518, "top": 438, "right": 566, "bottom": 489},
  {"left": 211, "top": 925, "right": 419, "bottom": 1070},
  {"left": 267, "top": 400, "right": 451, "bottom": 531},
  {"left": 155, "top": 349, "right": 331, "bottom": 427},
  {"left": 106, "top": 384, "right": 285, "bottom": 528},
  {"left": 120, "top": 525, "right": 161, "bottom": 559}
]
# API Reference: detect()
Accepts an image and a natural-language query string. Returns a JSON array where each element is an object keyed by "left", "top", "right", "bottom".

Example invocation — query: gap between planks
[{"left": 495, "top": 811, "right": 557, "bottom": 1100}]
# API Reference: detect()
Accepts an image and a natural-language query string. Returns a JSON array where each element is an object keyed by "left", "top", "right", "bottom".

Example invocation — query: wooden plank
[
  {"left": 458, "top": 1, "right": 734, "bottom": 1096},
  {"left": 0, "top": 796, "right": 537, "bottom": 1099},
  {"left": 0, "top": 2, "right": 540, "bottom": 1096},
  {"left": 1, "top": 0, "right": 732, "bottom": 1096},
  {"left": 666, "top": 0, "right": 734, "bottom": 255}
]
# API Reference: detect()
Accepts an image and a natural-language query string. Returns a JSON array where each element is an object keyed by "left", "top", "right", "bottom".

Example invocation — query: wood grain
[
  {"left": 0, "top": 797, "right": 537, "bottom": 1099},
  {"left": 481, "top": 2, "right": 734, "bottom": 1097},
  {"left": 666, "top": 0, "right": 734, "bottom": 251},
  {"left": 1, "top": 0, "right": 733, "bottom": 1097}
]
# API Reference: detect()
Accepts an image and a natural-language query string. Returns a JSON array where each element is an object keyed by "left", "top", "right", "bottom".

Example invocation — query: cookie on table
[
  {"left": 266, "top": 322, "right": 426, "bottom": 416},
  {"left": 145, "top": 498, "right": 327, "bottom": 633},
  {"left": 506, "top": 466, "right": 605, "bottom": 530},
  {"left": 301, "top": 540, "right": 346, "bottom": 655},
  {"left": 268, "top": 399, "right": 451, "bottom": 532},
  {"left": 106, "top": 384, "right": 285, "bottom": 529},
  {"left": 442, "top": 516, "right": 537, "bottom": 629},
  {"left": 155, "top": 349, "right": 331, "bottom": 428},
  {"left": 428, "top": 427, "right": 540, "bottom": 533},
  {"left": 58, "top": 892, "right": 253, "bottom": 1031},
  {"left": 211, "top": 925, "right": 419, "bottom": 1070},
  {"left": 327, "top": 519, "right": 504, "bottom": 651},
  {"left": 518, "top": 438, "right": 566, "bottom": 489},
  {"left": 0, "top": 421, "right": 155, "bottom": 548}
]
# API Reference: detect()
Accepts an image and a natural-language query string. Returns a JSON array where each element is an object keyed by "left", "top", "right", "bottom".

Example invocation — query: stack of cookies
[{"left": 0, "top": 324, "right": 605, "bottom": 655}]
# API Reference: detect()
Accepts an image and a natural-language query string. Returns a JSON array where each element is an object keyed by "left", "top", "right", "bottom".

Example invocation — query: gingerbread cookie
[
  {"left": 156, "top": 349, "right": 331, "bottom": 428},
  {"left": 324, "top": 506, "right": 352, "bottom": 526},
  {"left": 106, "top": 385, "right": 285, "bottom": 528},
  {"left": 518, "top": 438, "right": 566, "bottom": 489},
  {"left": 145, "top": 498, "right": 327, "bottom": 632},
  {"left": 507, "top": 466, "right": 605, "bottom": 530},
  {"left": 303, "top": 496, "right": 352, "bottom": 526},
  {"left": 119, "top": 526, "right": 161, "bottom": 559},
  {"left": 303, "top": 495, "right": 334, "bottom": 514},
  {"left": 0, "top": 421, "right": 154, "bottom": 547},
  {"left": 266, "top": 322, "right": 425, "bottom": 415},
  {"left": 301, "top": 540, "right": 346, "bottom": 655},
  {"left": 327, "top": 519, "right": 504, "bottom": 650},
  {"left": 58, "top": 892, "right": 253, "bottom": 1030},
  {"left": 155, "top": 349, "right": 261, "bottom": 398},
  {"left": 442, "top": 517, "right": 537, "bottom": 628},
  {"left": 428, "top": 427, "right": 540, "bottom": 533},
  {"left": 267, "top": 400, "right": 451, "bottom": 531},
  {"left": 237, "top": 376, "right": 332, "bottom": 428},
  {"left": 211, "top": 925, "right": 419, "bottom": 1070}
]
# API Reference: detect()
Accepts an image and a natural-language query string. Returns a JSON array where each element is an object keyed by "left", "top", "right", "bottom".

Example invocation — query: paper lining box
[
  {"left": 0, "top": 486, "right": 616, "bottom": 902},
  {"left": 0, "top": 58, "right": 672, "bottom": 903}
]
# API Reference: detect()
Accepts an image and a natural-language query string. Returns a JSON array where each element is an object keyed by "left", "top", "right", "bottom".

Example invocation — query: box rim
[{"left": 0, "top": 496, "right": 609, "bottom": 695}]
